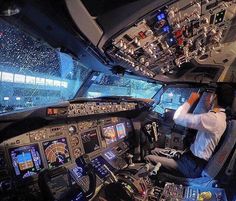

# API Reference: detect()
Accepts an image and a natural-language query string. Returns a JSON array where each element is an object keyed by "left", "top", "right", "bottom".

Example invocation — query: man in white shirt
[{"left": 145, "top": 84, "right": 234, "bottom": 178}]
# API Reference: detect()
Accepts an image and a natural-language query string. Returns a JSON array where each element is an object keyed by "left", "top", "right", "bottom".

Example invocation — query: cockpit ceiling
[{"left": 66, "top": 0, "right": 236, "bottom": 83}]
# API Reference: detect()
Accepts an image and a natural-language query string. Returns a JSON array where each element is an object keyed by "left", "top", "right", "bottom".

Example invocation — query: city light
[
  {"left": 2, "top": 72, "right": 13, "bottom": 82},
  {"left": 0, "top": 71, "right": 68, "bottom": 89},
  {"left": 14, "top": 74, "right": 25, "bottom": 83},
  {"left": 45, "top": 79, "right": 54, "bottom": 86},
  {"left": 16, "top": 97, "right": 21, "bottom": 100},
  {"left": 26, "top": 76, "right": 36, "bottom": 84},
  {"left": 61, "top": 81, "right": 68, "bottom": 88},
  {"left": 36, "top": 77, "right": 45, "bottom": 85},
  {"left": 53, "top": 80, "right": 61, "bottom": 87},
  {"left": 3, "top": 97, "right": 9, "bottom": 101}
]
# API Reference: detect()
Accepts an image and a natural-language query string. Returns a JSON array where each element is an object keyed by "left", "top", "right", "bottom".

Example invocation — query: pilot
[{"left": 145, "top": 84, "right": 234, "bottom": 178}]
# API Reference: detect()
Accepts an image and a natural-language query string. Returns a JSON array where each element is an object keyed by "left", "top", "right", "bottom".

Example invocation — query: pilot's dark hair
[{"left": 216, "top": 84, "right": 235, "bottom": 108}]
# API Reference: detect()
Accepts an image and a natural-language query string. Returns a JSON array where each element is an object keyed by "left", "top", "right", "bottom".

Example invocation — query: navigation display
[
  {"left": 81, "top": 130, "right": 100, "bottom": 154},
  {"left": 43, "top": 138, "right": 71, "bottom": 168},
  {"left": 116, "top": 123, "right": 126, "bottom": 139},
  {"left": 102, "top": 126, "right": 117, "bottom": 145},
  {"left": 9, "top": 144, "right": 43, "bottom": 179}
]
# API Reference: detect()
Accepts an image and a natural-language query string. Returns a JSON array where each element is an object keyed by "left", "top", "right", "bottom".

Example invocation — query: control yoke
[{"left": 75, "top": 155, "right": 96, "bottom": 200}]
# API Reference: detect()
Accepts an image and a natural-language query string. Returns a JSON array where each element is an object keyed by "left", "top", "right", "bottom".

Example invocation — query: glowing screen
[
  {"left": 81, "top": 130, "right": 100, "bottom": 154},
  {"left": 43, "top": 138, "right": 71, "bottom": 168},
  {"left": 116, "top": 123, "right": 126, "bottom": 139},
  {"left": 9, "top": 144, "right": 43, "bottom": 179},
  {"left": 102, "top": 126, "right": 117, "bottom": 145}
]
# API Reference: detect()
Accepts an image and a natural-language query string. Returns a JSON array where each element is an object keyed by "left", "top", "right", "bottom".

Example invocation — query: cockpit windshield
[
  {"left": 0, "top": 19, "right": 91, "bottom": 114},
  {"left": 85, "top": 73, "right": 162, "bottom": 99}
]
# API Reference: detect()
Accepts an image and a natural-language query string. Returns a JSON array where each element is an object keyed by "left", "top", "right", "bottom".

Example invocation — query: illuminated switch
[
  {"left": 47, "top": 108, "right": 53, "bottom": 115},
  {"left": 175, "top": 30, "right": 182, "bottom": 38},
  {"left": 215, "top": 10, "right": 226, "bottom": 24},
  {"left": 138, "top": 31, "right": 146, "bottom": 39}
]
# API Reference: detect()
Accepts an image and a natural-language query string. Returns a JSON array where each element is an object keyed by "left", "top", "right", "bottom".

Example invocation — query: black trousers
[{"left": 176, "top": 151, "right": 208, "bottom": 178}]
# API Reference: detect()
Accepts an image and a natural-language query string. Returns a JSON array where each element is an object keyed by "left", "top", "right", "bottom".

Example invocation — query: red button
[
  {"left": 177, "top": 38, "right": 184, "bottom": 46},
  {"left": 175, "top": 30, "right": 182, "bottom": 38},
  {"left": 138, "top": 31, "right": 146, "bottom": 39}
]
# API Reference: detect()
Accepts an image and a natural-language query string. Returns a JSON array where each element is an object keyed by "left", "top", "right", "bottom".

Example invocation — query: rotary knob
[
  {"left": 168, "top": 9, "right": 175, "bottom": 18},
  {"left": 74, "top": 148, "right": 82, "bottom": 158},
  {"left": 145, "top": 61, "right": 150, "bottom": 67},
  {"left": 140, "top": 57, "right": 145, "bottom": 64},
  {"left": 201, "top": 17, "right": 209, "bottom": 24}
]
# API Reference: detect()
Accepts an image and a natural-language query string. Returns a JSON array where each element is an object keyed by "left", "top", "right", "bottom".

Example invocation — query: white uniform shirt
[{"left": 173, "top": 102, "right": 226, "bottom": 161}]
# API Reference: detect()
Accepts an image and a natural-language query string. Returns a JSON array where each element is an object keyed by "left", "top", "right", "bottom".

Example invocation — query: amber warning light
[{"left": 47, "top": 107, "right": 67, "bottom": 116}]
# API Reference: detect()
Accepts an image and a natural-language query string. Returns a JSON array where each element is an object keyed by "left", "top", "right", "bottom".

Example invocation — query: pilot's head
[{"left": 215, "top": 84, "right": 235, "bottom": 109}]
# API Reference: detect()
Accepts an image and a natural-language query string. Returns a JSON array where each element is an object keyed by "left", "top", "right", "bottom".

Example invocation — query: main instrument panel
[
  {"left": 0, "top": 117, "right": 132, "bottom": 183},
  {"left": 105, "top": 0, "right": 236, "bottom": 80}
]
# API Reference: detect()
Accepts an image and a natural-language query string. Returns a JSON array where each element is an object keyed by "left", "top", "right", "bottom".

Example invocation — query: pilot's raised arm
[{"left": 173, "top": 93, "right": 219, "bottom": 134}]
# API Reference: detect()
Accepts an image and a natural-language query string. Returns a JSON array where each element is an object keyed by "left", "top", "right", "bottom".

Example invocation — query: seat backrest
[
  {"left": 227, "top": 94, "right": 236, "bottom": 119},
  {"left": 201, "top": 120, "right": 236, "bottom": 178}
]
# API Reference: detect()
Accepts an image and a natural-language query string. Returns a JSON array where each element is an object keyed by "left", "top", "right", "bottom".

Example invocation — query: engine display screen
[
  {"left": 9, "top": 144, "right": 43, "bottom": 179},
  {"left": 102, "top": 126, "right": 117, "bottom": 145},
  {"left": 81, "top": 130, "right": 100, "bottom": 154},
  {"left": 43, "top": 138, "right": 71, "bottom": 168},
  {"left": 116, "top": 123, "right": 126, "bottom": 139}
]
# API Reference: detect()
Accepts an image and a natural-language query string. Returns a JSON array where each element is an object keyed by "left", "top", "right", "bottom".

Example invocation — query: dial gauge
[{"left": 68, "top": 125, "right": 77, "bottom": 135}]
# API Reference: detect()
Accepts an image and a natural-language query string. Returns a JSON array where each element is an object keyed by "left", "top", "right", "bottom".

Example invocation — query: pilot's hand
[
  {"left": 187, "top": 92, "right": 200, "bottom": 105},
  {"left": 151, "top": 147, "right": 166, "bottom": 155},
  {"left": 145, "top": 155, "right": 159, "bottom": 164}
]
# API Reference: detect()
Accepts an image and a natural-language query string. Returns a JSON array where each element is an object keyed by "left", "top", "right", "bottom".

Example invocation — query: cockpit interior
[{"left": 0, "top": 0, "right": 236, "bottom": 201}]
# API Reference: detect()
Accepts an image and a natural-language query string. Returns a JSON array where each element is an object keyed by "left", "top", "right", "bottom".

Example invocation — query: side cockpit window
[{"left": 154, "top": 87, "right": 199, "bottom": 114}]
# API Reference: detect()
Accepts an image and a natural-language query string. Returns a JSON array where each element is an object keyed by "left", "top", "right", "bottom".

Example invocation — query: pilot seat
[{"left": 155, "top": 119, "right": 236, "bottom": 187}]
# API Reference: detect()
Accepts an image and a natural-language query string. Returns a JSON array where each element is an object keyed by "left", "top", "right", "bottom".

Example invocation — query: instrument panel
[
  {"left": 105, "top": 0, "right": 236, "bottom": 79},
  {"left": 0, "top": 117, "right": 132, "bottom": 183},
  {"left": 67, "top": 101, "right": 138, "bottom": 117}
]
